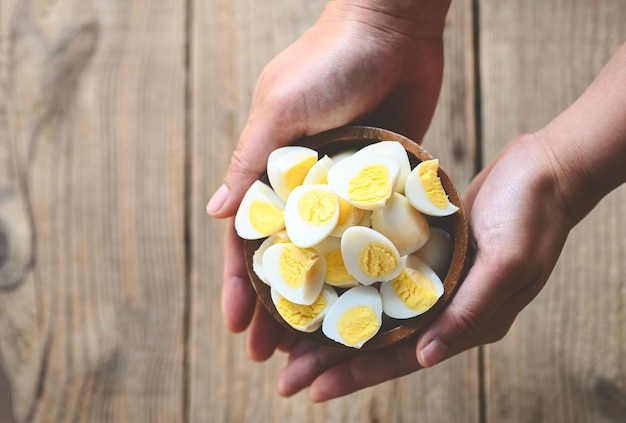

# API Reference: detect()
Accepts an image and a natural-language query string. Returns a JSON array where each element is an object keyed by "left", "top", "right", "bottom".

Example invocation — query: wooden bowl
[{"left": 243, "top": 126, "right": 470, "bottom": 350}]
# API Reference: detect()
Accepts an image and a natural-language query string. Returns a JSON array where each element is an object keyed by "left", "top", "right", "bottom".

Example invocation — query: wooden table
[{"left": 1, "top": 1, "right": 624, "bottom": 422}]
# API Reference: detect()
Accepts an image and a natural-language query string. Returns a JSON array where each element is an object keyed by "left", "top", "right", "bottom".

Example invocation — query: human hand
[
  {"left": 207, "top": 0, "right": 452, "bottom": 359},
  {"left": 274, "top": 133, "right": 576, "bottom": 401}
]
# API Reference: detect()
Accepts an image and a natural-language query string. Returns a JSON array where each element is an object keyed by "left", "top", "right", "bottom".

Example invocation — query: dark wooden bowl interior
[{"left": 243, "top": 126, "right": 470, "bottom": 350}]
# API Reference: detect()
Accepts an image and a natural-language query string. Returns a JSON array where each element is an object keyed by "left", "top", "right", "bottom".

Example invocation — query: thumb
[
  {"left": 415, "top": 250, "right": 527, "bottom": 368},
  {"left": 206, "top": 117, "right": 306, "bottom": 219}
]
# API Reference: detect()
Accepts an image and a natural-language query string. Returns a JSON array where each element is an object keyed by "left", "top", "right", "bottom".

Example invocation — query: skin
[{"left": 208, "top": 0, "right": 626, "bottom": 402}]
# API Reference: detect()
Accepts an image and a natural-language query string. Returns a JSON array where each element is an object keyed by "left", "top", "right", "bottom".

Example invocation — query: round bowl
[{"left": 243, "top": 126, "right": 470, "bottom": 350}]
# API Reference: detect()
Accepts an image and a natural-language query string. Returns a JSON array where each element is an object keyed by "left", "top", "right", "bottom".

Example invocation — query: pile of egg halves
[{"left": 235, "top": 141, "right": 459, "bottom": 349}]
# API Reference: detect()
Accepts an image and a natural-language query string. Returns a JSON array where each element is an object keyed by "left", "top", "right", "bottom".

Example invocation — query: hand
[
  {"left": 276, "top": 133, "right": 575, "bottom": 401},
  {"left": 207, "top": 0, "right": 451, "bottom": 359}
]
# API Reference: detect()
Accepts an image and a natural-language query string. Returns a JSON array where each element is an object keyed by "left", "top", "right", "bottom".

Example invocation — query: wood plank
[
  {"left": 190, "top": 0, "right": 480, "bottom": 421},
  {"left": 479, "top": 1, "right": 626, "bottom": 422},
  {"left": 0, "top": 1, "right": 186, "bottom": 422}
]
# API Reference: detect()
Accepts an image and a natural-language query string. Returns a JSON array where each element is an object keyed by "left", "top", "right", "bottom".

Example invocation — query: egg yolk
[
  {"left": 347, "top": 165, "right": 391, "bottom": 205},
  {"left": 286, "top": 156, "right": 317, "bottom": 190},
  {"left": 336, "top": 198, "right": 354, "bottom": 226},
  {"left": 337, "top": 306, "right": 379, "bottom": 346},
  {"left": 419, "top": 160, "right": 448, "bottom": 209},
  {"left": 358, "top": 242, "right": 399, "bottom": 278},
  {"left": 297, "top": 189, "right": 337, "bottom": 225},
  {"left": 391, "top": 269, "right": 439, "bottom": 312},
  {"left": 277, "top": 294, "right": 327, "bottom": 327},
  {"left": 279, "top": 245, "right": 322, "bottom": 288},
  {"left": 249, "top": 200, "right": 285, "bottom": 235},
  {"left": 325, "top": 250, "right": 354, "bottom": 285}
]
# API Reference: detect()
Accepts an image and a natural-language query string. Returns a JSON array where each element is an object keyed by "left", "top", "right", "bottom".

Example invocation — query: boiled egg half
[
  {"left": 262, "top": 242, "right": 326, "bottom": 305},
  {"left": 340, "top": 226, "right": 402, "bottom": 285},
  {"left": 405, "top": 159, "right": 459, "bottom": 216},
  {"left": 380, "top": 255, "right": 444, "bottom": 319},
  {"left": 235, "top": 180, "right": 285, "bottom": 240},
  {"left": 322, "top": 285, "right": 383, "bottom": 348}
]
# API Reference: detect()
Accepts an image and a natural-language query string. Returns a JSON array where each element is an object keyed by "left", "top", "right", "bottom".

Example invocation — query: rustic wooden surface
[{"left": 0, "top": 0, "right": 623, "bottom": 422}]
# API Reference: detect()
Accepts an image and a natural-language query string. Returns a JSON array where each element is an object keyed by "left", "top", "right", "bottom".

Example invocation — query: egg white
[
  {"left": 371, "top": 192, "right": 430, "bottom": 256},
  {"left": 303, "top": 155, "right": 334, "bottom": 185},
  {"left": 413, "top": 227, "right": 453, "bottom": 279},
  {"left": 267, "top": 146, "right": 318, "bottom": 202}
]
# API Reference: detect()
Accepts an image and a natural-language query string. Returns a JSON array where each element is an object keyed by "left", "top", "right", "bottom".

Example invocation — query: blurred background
[{"left": 0, "top": 0, "right": 624, "bottom": 422}]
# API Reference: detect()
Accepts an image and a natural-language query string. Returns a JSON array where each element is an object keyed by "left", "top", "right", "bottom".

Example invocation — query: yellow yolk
[
  {"left": 358, "top": 242, "right": 399, "bottom": 278},
  {"left": 278, "top": 245, "right": 322, "bottom": 288},
  {"left": 297, "top": 188, "right": 337, "bottom": 225},
  {"left": 391, "top": 269, "right": 439, "bottom": 312},
  {"left": 347, "top": 165, "right": 391, "bottom": 205},
  {"left": 249, "top": 200, "right": 285, "bottom": 235},
  {"left": 419, "top": 160, "right": 448, "bottom": 209},
  {"left": 286, "top": 156, "right": 317, "bottom": 190},
  {"left": 337, "top": 306, "right": 380, "bottom": 345},
  {"left": 336, "top": 198, "right": 353, "bottom": 226},
  {"left": 276, "top": 294, "right": 327, "bottom": 327},
  {"left": 325, "top": 250, "right": 353, "bottom": 285}
]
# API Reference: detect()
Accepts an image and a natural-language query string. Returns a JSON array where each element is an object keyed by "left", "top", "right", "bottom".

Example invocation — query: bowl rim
[{"left": 243, "top": 125, "right": 470, "bottom": 350}]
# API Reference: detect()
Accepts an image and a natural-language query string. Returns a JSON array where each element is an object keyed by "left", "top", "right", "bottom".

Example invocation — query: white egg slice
[
  {"left": 340, "top": 226, "right": 402, "bottom": 285},
  {"left": 235, "top": 180, "right": 286, "bottom": 240},
  {"left": 303, "top": 155, "right": 334, "bottom": 185},
  {"left": 405, "top": 159, "right": 459, "bottom": 217},
  {"left": 252, "top": 234, "right": 292, "bottom": 285},
  {"left": 354, "top": 141, "right": 411, "bottom": 193},
  {"left": 285, "top": 184, "right": 340, "bottom": 248},
  {"left": 267, "top": 146, "right": 319, "bottom": 202},
  {"left": 413, "top": 227, "right": 453, "bottom": 279},
  {"left": 262, "top": 242, "right": 326, "bottom": 305},
  {"left": 329, "top": 149, "right": 357, "bottom": 164},
  {"left": 371, "top": 192, "right": 430, "bottom": 256},
  {"left": 252, "top": 236, "right": 277, "bottom": 285},
  {"left": 271, "top": 285, "right": 338, "bottom": 332},
  {"left": 322, "top": 285, "right": 383, "bottom": 348},
  {"left": 312, "top": 237, "right": 358, "bottom": 288},
  {"left": 327, "top": 153, "right": 400, "bottom": 210},
  {"left": 329, "top": 197, "right": 366, "bottom": 237},
  {"left": 380, "top": 255, "right": 444, "bottom": 319}
]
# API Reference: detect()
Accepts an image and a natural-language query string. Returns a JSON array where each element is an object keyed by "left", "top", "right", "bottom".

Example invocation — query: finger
[
  {"left": 308, "top": 340, "right": 421, "bottom": 402},
  {"left": 277, "top": 346, "right": 355, "bottom": 398},
  {"left": 247, "top": 300, "right": 284, "bottom": 361},
  {"left": 284, "top": 338, "right": 319, "bottom": 362},
  {"left": 416, "top": 247, "right": 536, "bottom": 368},
  {"left": 221, "top": 218, "right": 256, "bottom": 332},
  {"left": 206, "top": 92, "right": 310, "bottom": 219},
  {"left": 276, "top": 331, "right": 304, "bottom": 353}
]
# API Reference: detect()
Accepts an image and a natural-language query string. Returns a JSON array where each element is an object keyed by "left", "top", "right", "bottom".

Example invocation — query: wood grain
[
  {"left": 190, "top": 0, "right": 479, "bottom": 422},
  {"left": 479, "top": 1, "right": 626, "bottom": 422},
  {"left": 0, "top": 1, "right": 186, "bottom": 422},
  {"left": 2, "top": 0, "right": 621, "bottom": 421}
]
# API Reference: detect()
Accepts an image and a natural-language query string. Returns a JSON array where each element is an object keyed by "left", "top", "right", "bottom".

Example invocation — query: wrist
[
  {"left": 531, "top": 43, "right": 626, "bottom": 226},
  {"left": 326, "top": 0, "right": 451, "bottom": 39}
]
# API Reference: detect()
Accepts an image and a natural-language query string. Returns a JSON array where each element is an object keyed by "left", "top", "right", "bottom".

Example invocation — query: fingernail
[
  {"left": 419, "top": 338, "right": 449, "bottom": 368},
  {"left": 206, "top": 184, "right": 229, "bottom": 216}
]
